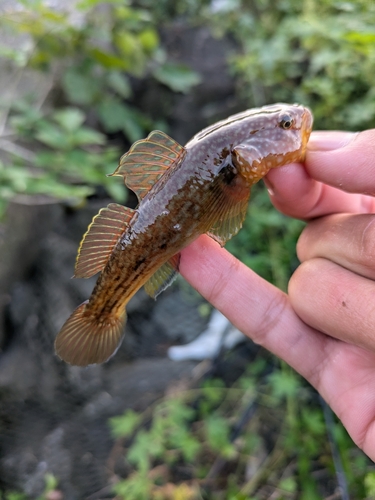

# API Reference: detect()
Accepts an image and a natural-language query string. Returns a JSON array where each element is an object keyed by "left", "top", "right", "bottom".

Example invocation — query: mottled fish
[{"left": 55, "top": 103, "right": 313, "bottom": 366}]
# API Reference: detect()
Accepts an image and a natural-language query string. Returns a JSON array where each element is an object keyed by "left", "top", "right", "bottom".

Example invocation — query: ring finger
[{"left": 289, "top": 213, "right": 375, "bottom": 349}]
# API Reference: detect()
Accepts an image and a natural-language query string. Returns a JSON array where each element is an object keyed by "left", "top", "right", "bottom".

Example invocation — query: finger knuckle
[{"left": 359, "top": 217, "right": 375, "bottom": 265}]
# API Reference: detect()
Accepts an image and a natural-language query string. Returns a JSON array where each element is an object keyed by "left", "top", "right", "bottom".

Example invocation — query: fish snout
[{"left": 301, "top": 106, "right": 314, "bottom": 143}]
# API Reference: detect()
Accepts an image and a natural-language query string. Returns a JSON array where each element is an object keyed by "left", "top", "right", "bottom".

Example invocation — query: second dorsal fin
[
  {"left": 109, "top": 130, "right": 187, "bottom": 202},
  {"left": 74, "top": 203, "right": 135, "bottom": 279}
]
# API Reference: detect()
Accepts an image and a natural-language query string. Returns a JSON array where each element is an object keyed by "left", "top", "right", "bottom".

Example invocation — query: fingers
[
  {"left": 296, "top": 214, "right": 375, "bottom": 280},
  {"left": 289, "top": 258, "right": 375, "bottom": 352},
  {"left": 289, "top": 213, "right": 375, "bottom": 350},
  {"left": 265, "top": 130, "right": 375, "bottom": 219},
  {"left": 179, "top": 235, "right": 331, "bottom": 384},
  {"left": 180, "top": 235, "right": 375, "bottom": 461},
  {"left": 307, "top": 130, "right": 375, "bottom": 195}
]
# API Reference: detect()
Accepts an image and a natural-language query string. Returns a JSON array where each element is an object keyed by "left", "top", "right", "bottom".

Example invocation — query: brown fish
[{"left": 55, "top": 103, "right": 313, "bottom": 366}]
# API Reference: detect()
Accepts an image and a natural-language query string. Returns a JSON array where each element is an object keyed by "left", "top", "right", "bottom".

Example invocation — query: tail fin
[{"left": 54, "top": 301, "right": 126, "bottom": 366}]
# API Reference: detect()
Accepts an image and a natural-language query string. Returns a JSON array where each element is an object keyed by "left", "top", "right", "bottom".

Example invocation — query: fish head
[{"left": 231, "top": 103, "right": 313, "bottom": 185}]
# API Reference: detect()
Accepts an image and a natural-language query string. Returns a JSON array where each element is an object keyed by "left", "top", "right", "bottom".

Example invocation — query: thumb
[{"left": 306, "top": 130, "right": 375, "bottom": 195}]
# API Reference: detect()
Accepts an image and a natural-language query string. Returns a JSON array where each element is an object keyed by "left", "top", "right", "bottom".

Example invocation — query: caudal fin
[{"left": 54, "top": 301, "right": 126, "bottom": 366}]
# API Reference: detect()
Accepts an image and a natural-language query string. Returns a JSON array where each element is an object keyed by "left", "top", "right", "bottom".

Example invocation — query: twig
[
  {"left": 0, "top": 138, "right": 36, "bottom": 162},
  {"left": 240, "top": 442, "right": 286, "bottom": 496},
  {"left": 320, "top": 396, "right": 350, "bottom": 500},
  {"left": 205, "top": 398, "right": 257, "bottom": 481},
  {"left": 0, "top": 8, "right": 57, "bottom": 137}
]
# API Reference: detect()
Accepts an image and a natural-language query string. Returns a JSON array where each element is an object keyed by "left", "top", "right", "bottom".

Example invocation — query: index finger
[
  {"left": 266, "top": 130, "right": 375, "bottom": 219},
  {"left": 179, "top": 235, "right": 329, "bottom": 383}
]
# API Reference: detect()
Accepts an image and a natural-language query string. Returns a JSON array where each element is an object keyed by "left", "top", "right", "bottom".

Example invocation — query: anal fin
[
  {"left": 74, "top": 203, "right": 135, "bottom": 279},
  {"left": 144, "top": 254, "right": 180, "bottom": 299}
]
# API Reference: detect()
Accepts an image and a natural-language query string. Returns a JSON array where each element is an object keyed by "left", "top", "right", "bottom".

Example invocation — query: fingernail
[
  {"left": 263, "top": 177, "right": 275, "bottom": 196},
  {"left": 308, "top": 131, "right": 358, "bottom": 151}
]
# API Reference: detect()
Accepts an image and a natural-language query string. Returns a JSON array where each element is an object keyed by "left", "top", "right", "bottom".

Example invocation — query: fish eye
[{"left": 279, "top": 114, "right": 294, "bottom": 130}]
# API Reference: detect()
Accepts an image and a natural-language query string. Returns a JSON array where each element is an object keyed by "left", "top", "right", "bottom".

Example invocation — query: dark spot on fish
[
  {"left": 214, "top": 147, "right": 231, "bottom": 166},
  {"left": 219, "top": 162, "right": 238, "bottom": 185},
  {"left": 342, "top": 301, "right": 346, "bottom": 307},
  {"left": 135, "top": 257, "right": 146, "bottom": 269},
  {"left": 160, "top": 243, "right": 167, "bottom": 250},
  {"left": 220, "top": 147, "right": 230, "bottom": 159}
]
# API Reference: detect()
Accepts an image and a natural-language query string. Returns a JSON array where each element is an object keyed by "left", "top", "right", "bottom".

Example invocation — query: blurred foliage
[
  {"left": 179, "top": 0, "right": 375, "bottom": 131},
  {"left": 108, "top": 363, "right": 373, "bottom": 499},
  {"left": 0, "top": 0, "right": 200, "bottom": 216},
  {"left": 0, "top": 473, "right": 59, "bottom": 500}
]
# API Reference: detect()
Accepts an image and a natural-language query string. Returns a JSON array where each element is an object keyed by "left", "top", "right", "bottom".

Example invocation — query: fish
[{"left": 55, "top": 103, "right": 313, "bottom": 366}]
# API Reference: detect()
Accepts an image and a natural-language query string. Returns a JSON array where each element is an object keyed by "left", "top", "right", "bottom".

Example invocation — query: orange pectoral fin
[
  {"left": 54, "top": 301, "right": 126, "bottom": 366},
  {"left": 206, "top": 176, "right": 251, "bottom": 247}
]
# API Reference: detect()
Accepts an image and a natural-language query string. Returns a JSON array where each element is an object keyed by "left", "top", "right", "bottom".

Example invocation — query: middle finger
[{"left": 297, "top": 213, "right": 375, "bottom": 280}]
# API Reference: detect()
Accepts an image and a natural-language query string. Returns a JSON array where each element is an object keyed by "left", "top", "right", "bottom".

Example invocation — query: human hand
[{"left": 179, "top": 129, "right": 375, "bottom": 461}]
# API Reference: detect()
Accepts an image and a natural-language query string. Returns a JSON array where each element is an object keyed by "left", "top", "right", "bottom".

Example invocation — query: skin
[{"left": 179, "top": 129, "right": 375, "bottom": 461}]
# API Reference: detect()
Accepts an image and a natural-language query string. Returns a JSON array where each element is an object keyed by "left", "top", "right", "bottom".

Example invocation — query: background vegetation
[{"left": 1, "top": 0, "right": 375, "bottom": 498}]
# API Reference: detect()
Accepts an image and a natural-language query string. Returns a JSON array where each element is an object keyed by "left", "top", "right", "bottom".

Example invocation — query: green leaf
[
  {"left": 89, "top": 47, "right": 128, "bottom": 69},
  {"left": 109, "top": 409, "right": 141, "bottom": 438},
  {"left": 77, "top": 0, "right": 124, "bottom": 8},
  {"left": 35, "top": 124, "right": 71, "bottom": 150},
  {"left": 365, "top": 471, "right": 375, "bottom": 497},
  {"left": 3, "top": 493, "right": 27, "bottom": 500},
  {"left": 72, "top": 127, "right": 106, "bottom": 146},
  {"left": 53, "top": 108, "right": 85, "bottom": 132},
  {"left": 179, "top": 434, "right": 201, "bottom": 462},
  {"left": 268, "top": 370, "right": 300, "bottom": 400},
  {"left": 122, "top": 117, "right": 145, "bottom": 143},
  {"left": 62, "top": 69, "right": 100, "bottom": 105},
  {"left": 104, "top": 180, "right": 127, "bottom": 203},
  {"left": 106, "top": 71, "right": 132, "bottom": 98},
  {"left": 161, "top": 398, "right": 195, "bottom": 426},
  {"left": 153, "top": 63, "right": 201, "bottom": 93},
  {"left": 278, "top": 476, "right": 297, "bottom": 493},
  {"left": 113, "top": 471, "right": 152, "bottom": 500},
  {"left": 43, "top": 473, "right": 58, "bottom": 493},
  {"left": 128, "top": 430, "right": 162, "bottom": 470},
  {"left": 204, "top": 415, "right": 235, "bottom": 458},
  {"left": 97, "top": 97, "right": 130, "bottom": 132},
  {"left": 138, "top": 29, "right": 159, "bottom": 52},
  {"left": 301, "top": 408, "right": 325, "bottom": 436},
  {"left": 114, "top": 32, "right": 139, "bottom": 57}
]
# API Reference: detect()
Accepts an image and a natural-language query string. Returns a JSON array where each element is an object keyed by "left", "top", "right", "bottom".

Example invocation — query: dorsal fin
[
  {"left": 144, "top": 254, "right": 180, "bottom": 299},
  {"left": 109, "top": 130, "right": 187, "bottom": 202},
  {"left": 74, "top": 203, "right": 135, "bottom": 279}
]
